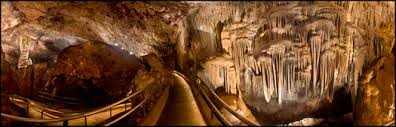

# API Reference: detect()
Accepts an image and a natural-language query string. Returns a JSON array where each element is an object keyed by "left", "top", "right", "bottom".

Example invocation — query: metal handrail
[
  {"left": 172, "top": 71, "right": 260, "bottom": 126},
  {"left": 1, "top": 84, "right": 152, "bottom": 125},
  {"left": 10, "top": 96, "right": 79, "bottom": 118},
  {"left": 103, "top": 97, "right": 149, "bottom": 126},
  {"left": 37, "top": 91, "right": 80, "bottom": 101},
  {"left": 385, "top": 120, "right": 395, "bottom": 126},
  {"left": 10, "top": 95, "right": 74, "bottom": 115},
  {"left": 10, "top": 95, "right": 134, "bottom": 117},
  {"left": 104, "top": 84, "right": 170, "bottom": 126},
  {"left": 172, "top": 71, "right": 231, "bottom": 126},
  {"left": 196, "top": 76, "right": 260, "bottom": 126},
  {"left": 37, "top": 95, "right": 80, "bottom": 105}
]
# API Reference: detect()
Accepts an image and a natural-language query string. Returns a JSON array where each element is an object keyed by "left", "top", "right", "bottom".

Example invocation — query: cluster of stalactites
[
  {"left": 199, "top": 1, "right": 393, "bottom": 104},
  {"left": 241, "top": 10, "right": 357, "bottom": 104},
  {"left": 205, "top": 57, "right": 239, "bottom": 95}
]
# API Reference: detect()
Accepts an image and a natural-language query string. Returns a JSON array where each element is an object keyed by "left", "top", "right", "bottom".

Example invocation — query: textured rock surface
[
  {"left": 1, "top": 48, "right": 18, "bottom": 95},
  {"left": 43, "top": 41, "right": 146, "bottom": 107},
  {"left": 1, "top": 1, "right": 395, "bottom": 125},
  {"left": 1, "top": 1, "right": 192, "bottom": 66},
  {"left": 354, "top": 54, "right": 395, "bottom": 125},
  {"left": 1, "top": 48, "right": 26, "bottom": 126},
  {"left": 176, "top": 1, "right": 394, "bottom": 124}
]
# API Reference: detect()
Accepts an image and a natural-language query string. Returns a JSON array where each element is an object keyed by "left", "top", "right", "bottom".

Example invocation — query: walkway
[{"left": 157, "top": 73, "right": 206, "bottom": 126}]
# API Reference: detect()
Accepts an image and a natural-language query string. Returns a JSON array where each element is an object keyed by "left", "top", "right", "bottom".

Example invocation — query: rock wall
[
  {"left": 44, "top": 41, "right": 146, "bottom": 107},
  {"left": 354, "top": 54, "right": 395, "bottom": 125},
  {"left": 1, "top": 47, "right": 27, "bottom": 126},
  {"left": 1, "top": 1, "right": 394, "bottom": 125},
  {"left": 1, "top": 1, "right": 193, "bottom": 67},
  {"left": 177, "top": 1, "right": 395, "bottom": 124}
]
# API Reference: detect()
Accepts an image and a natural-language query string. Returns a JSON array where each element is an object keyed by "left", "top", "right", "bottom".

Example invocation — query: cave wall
[
  {"left": 354, "top": 54, "right": 395, "bottom": 125},
  {"left": 1, "top": 1, "right": 193, "bottom": 67},
  {"left": 42, "top": 41, "right": 147, "bottom": 106},
  {"left": 176, "top": 1, "right": 395, "bottom": 124},
  {"left": 1, "top": 1, "right": 194, "bottom": 109},
  {"left": 1, "top": 1, "right": 394, "bottom": 125}
]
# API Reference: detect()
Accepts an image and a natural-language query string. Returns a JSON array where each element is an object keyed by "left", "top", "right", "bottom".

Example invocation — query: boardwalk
[{"left": 157, "top": 73, "right": 206, "bottom": 126}]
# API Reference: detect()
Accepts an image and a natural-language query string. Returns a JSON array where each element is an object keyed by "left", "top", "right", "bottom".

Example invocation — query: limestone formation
[
  {"left": 354, "top": 54, "right": 395, "bottom": 126},
  {"left": 17, "top": 35, "right": 32, "bottom": 68},
  {"left": 186, "top": 1, "right": 394, "bottom": 124},
  {"left": 1, "top": 1, "right": 394, "bottom": 126}
]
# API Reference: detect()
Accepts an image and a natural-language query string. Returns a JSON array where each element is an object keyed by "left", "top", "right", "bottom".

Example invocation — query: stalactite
[
  {"left": 277, "top": 54, "right": 283, "bottom": 104},
  {"left": 253, "top": 73, "right": 263, "bottom": 97},
  {"left": 267, "top": 59, "right": 274, "bottom": 102},
  {"left": 290, "top": 63, "right": 299, "bottom": 98},
  {"left": 199, "top": 2, "right": 393, "bottom": 107},
  {"left": 288, "top": 55, "right": 297, "bottom": 97},
  {"left": 319, "top": 49, "right": 336, "bottom": 97},
  {"left": 308, "top": 28, "right": 325, "bottom": 96},
  {"left": 272, "top": 54, "right": 278, "bottom": 96},
  {"left": 261, "top": 61, "right": 270, "bottom": 102}
]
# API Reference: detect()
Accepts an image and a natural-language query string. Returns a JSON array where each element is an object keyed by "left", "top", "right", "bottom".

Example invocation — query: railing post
[
  {"left": 26, "top": 103, "right": 29, "bottom": 117},
  {"left": 110, "top": 107, "right": 112, "bottom": 117},
  {"left": 63, "top": 120, "right": 68, "bottom": 127},
  {"left": 38, "top": 109, "right": 44, "bottom": 126},
  {"left": 84, "top": 116, "right": 87, "bottom": 126},
  {"left": 41, "top": 110, "right": 44, "bottom": 119}
]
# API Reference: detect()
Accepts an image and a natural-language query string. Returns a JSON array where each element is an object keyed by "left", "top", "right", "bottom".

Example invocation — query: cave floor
[{"left": 157, "top": 74, "right": 206, "bottom": 126}]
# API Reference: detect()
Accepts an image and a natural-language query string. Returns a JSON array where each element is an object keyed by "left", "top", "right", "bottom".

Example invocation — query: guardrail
[
  {"left": 10, "top": 95, "right": 82, "bottom": 117},
  {"left": 384, "top": 120, "right": 395, "bottom": 126},
  {"left": 172, "top": 71, "right": 260, "bottom": 126},
  {"left": 174, "top": 71, "right": 231, "bottom": 126},
  {"left": 1, "top": 84, "right": 154, "bottom": 126},
  {"left": 37, "top": 91, "right": 80, "bottom": 101},
  {"left": 174, "top": 71, "right": 396, "bottom": 126}
]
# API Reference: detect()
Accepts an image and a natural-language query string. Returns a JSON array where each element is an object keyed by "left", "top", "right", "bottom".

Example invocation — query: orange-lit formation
[{"left": 1, "top": 1, "right": 395, "bottom": 126}]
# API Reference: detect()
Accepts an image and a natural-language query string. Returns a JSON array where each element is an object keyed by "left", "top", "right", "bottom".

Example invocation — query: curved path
[
  {"left": 157, "top": 73, "right": 206, "bottom": 126},
  {"left": 2, "top": 71, "right": 259, "bottom": 126}
]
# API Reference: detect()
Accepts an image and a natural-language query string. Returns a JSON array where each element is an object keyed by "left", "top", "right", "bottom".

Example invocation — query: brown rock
[
  {"left": 1, "top": 48, "right": 18, "bottom": 94},
  {"left": 46, "top": 41, "right": 146, "bottom": 107},
  {"left": 32, "top": 63, "right": 49, "bottom": 95},
  {"left": 354, "top": 54, "right": 395, "bottom": 126},
  {"left": 1, "top": 46, "right": 26, "bottom": 126}
]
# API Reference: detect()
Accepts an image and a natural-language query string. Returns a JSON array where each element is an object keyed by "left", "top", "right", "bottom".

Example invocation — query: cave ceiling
[{"left": 1, "top": 1, "right": 395, "bottom": 125}]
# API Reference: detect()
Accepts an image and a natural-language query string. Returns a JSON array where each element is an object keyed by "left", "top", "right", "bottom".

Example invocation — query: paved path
[{"left": 157, "top": 74, "right": 206, "bottom": 126}]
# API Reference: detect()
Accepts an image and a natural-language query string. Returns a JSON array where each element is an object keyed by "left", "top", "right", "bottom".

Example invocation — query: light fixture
[
  {"left": 129, "top": 52, "right": 133, "bottom": 55},
  {"left": 114, "top": 43, "right": 119, "bottom": 46},
  {"left": 121, "top": 47, "right": 125, "bottom": 50}
]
